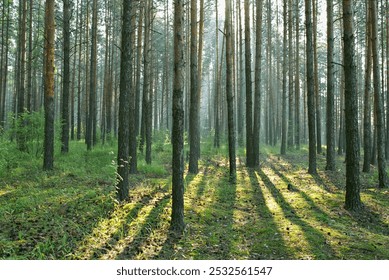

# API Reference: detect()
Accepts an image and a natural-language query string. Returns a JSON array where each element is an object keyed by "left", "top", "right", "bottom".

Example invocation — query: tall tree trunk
[
  {"left": 370, "top": 0, "right": 388, "bottom": 188},
  {"left": 225, "top": 0, "right": 236, "bottom": 182},
  {"left": 326, "top": 0, "right": 336, "bottom": 171},
  {"left": 288, "top": 0, "right": 294, "bottom": 148},
  {"left": 281, "top": 0, "right": 288, "bottom": 155},
  {"left": 116, "top": 0, "right": 133, "bottom": 202},
  {"left": 77, "top": 0, "right": 83, "bottom": 141},
  {"left": 237, "top": 0, "right": 245, "bottom": 147},
  {"left": 135, "top": 4, "right": 143, "bottom": 137},
  {"left": 214, "top": 0, "right": 220, "bottom": 148},
  {"left": 295, "top": 0, "right": 301, "bottom": 149},
  {"left": 26, "top": 0, "right": 33, "bottom": 113},
  {"left": 313, "top": 0, "right": 321, "bottom": 154},
  {"left": 386, "top": 0, "right": 389, "bottom": 160},
  {"left": 305, "top": 0, "right": 317, "bottom": 174},
  {"left": 140, "top": 0, "right": 151, "bottom": 154},
  {"left": 253, "top": 0, "right": 263, "bottom": 166},
  {"left": 171, "top": 0, "right": 185, "bottom": 234},
  {"left": 61, "top": 0, "right": 71, "bottom": 153},
  {"left": 188, "top": 0, "right": 199, "bottom": 174},
  {"left": 17, "top": 0, "right": 27, "bottom": 151},
  {"left": 87, "top": 0, "right": 98, "bottom": 150},
  {"left": 343, "top": 0, "right": 362, "bottom": 210},
  {"left": 363, "top": 1, "right": 372, "bottom": 173},
  {"left": 244, "top": 0, "right": 254, "bottom": 166},
  {"left": 43, "top": 0, "right": 55, "bottom": 171},
  {"left": 145, "top": 2, "right": 154, "bottom": 165}
]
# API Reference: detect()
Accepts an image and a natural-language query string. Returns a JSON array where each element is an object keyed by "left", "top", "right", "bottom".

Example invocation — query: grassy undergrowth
[{"left": 1, "top": 139, "right": 388, "bottom": 259}]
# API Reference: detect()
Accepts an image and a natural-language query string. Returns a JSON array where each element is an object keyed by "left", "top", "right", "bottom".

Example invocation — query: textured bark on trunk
[
  {"left": 363, "top": 1, "right": 372, "bottom": 173},
  {"left": 343, "top": 0, "right": 362, "bottom": 210},
  {"left": 116, "top": 0, "right": 133, "bottom": 202},
  {"left": 244, "top": 0, "right": 254, "bottom": 166},
  {"left": 43, "top": 0, "right": 55, "bottom": 171},
  {"left": 305, "top": 0, "right": 317, "bottom": 174},
  {"left": 188, "top": 0, "right": 199, "bottom": 174},
  {"left": 61, "top": 0, "right": 71, "bottom": 153},
  {"left": 370, "top": 0, "right": 388, "bottom": 188},
  {"left": 170, "top": 0, "right": 185, "bottom": 234},
  {"left": 253, "top": 0, "right": 263, "bottom": 166},
  {"left": 225, "top": 0, "right": 236, "bottom": 182},
  {"left": 326, "top": 0, "right": 336, "bottom": 171}
]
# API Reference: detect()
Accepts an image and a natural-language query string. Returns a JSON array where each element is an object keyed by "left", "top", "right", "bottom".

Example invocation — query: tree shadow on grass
[
  {"left": 115, "top": 194, "right": 171, "bottom": 259},
  {"left": 247, "top": 169, "right": 290, "bottom": 259},
  {"left": 192, "top": 174, "right": 236, "bottom": 259},
  {"left": 74, "top": 185, "right": 169, "bottom": 259},
  {"left": 256, "top": 168, "right": 337, "bottom": 259}
]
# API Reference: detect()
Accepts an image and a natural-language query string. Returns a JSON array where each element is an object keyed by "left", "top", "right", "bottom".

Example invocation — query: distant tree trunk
[
  {"left": 129, "top": 2, "right": 137, "bottom": 173},
  {"left": 140, "top": 0, "right": 151, "bottom": 154},
  {"left": 17, "top": 0, "right": 27, "bottom": 151},
  {"left": 135, "top": 4, "right": 143, "bottom": 137},
  {"left": 326, "top": 0, "right": 336, "bottom": 171},
  {"left": 237, "top": 0, "right": 244, "bottom": 147},
  {"left": 363, "top": 1, "right": 372, "bottom": 173},
  {"left": 253, "top": 0, "right": 263, "bottom": 166},
  {"left": 370, "top": 0, "right": 388, "bottom": 188},
  {"left": 26, "top": 0, "right": 33, "bottom": 113},
  {"left": 295, "top": 0, "right": 301, "bottom": 149},
  {"left": 61, "top": 0, "right": 71, "bottom": 153},
  {"left": 116, "top": 0, "right": 133, "bottom": 202},
  {"left": 225, "top": 0, "right": 236, "bottom": 182},
  {"left": 281, "top": 0, "right": 288, "bottom": 155},
  {"left": 244, "top": 0, "right": 254, "bottom": 166},
  {"left": 145, "top": 1, "right": 154, "bottom": 165},
  {"left": 188, "top": 0, "right": 199, "bottom": 174},
  {"left": 87, "top": 0, "right": 98, "bottom": 150},
  {"left": 77, "top": 0, "right": 83, "bottom": 141},
  {"left": 43, "top": 0, "right": 55, "bottom": 171},
  {"left": 305, "top": 0, "right": 317, "bottom": 174},
  {"left": 313, "top": 0, "right": 321, "bottom": 154},
  {"left": 343, "top": 0, "right": 362, "bottom": 210},
  {"left": 171, "top": 0, "right": 185, "bottom": 234},
  {"left": 214, "top": 0, "right": 220, "bottom": 148},
  {"left": 0, "top": 0, "right": 10, "bottom": 127},
  {"left": 386, "top": 0, "right": 389, "bottom": 160},
  {"left": 288, "top": 0, "right": 294, "bottom": 149},
  {"left": 70, "top": 0, "right": 79, "bottom": 141}
]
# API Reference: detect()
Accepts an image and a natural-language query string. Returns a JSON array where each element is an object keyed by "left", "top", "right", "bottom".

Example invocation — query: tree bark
[
  {"left": 313, "top": 0, "right": 321, "bottom": 154},
  {"left": 188, "top": 0, "right": 199, "bottom": 174},
  {"left": 116, "top": 0, "right": 133, "bottom": 202},
  {"left": 305, "top": 0, "right": 317, "bottom": 174},
  {"left": 171, "top": 0, "right": 185, "bottom": 234},
  {"left": 295, "top": 0, "right": 301, "bottom": 149},
  {"left": 343, "top": 0, "right": 362, "bottom": 210},
  {"left": 61, "top": 0, "right": 71, "bottom": 153},
  {"left": 326, "top": 0, "right": 336, "bottom": 171},
  {"left": 225, "top": 0, "right": 236, "bottom": 182},
  {"left": 281, "top": 0, "right": 288, "bottom": 155},
  {"left": 363, "top": 1, "right": 372, "bottom": 173},
  {"left": 253, "top": 0, "right": 263, "bottom": 166},
  {"left": 43, "top": 0, "right": 55, "bottom": 171},
  {"left": 370, "top": 0, "right": 388, "bottom": 188},
  {"left": 244, "top": 0, "right": 254, "bottom": 166}
]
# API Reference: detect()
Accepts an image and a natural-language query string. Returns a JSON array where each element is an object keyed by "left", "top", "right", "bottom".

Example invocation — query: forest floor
[{"left": 1, "top": 137, "right": 389, "bottom": 260}]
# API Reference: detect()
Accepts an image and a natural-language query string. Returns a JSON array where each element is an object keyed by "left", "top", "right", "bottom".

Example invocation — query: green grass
[{"left": 1, "top": 140, "right": 388, "bottom": 259}]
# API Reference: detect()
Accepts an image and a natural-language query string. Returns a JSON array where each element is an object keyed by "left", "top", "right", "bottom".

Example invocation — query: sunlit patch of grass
[{"left": 2, "top": 137, "right": 389, "bottom": 260}]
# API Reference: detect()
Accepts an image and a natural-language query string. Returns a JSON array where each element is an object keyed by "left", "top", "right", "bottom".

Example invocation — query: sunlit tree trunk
[{"left": 43, "top": 0, "right": 55, "bottom": 170}]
